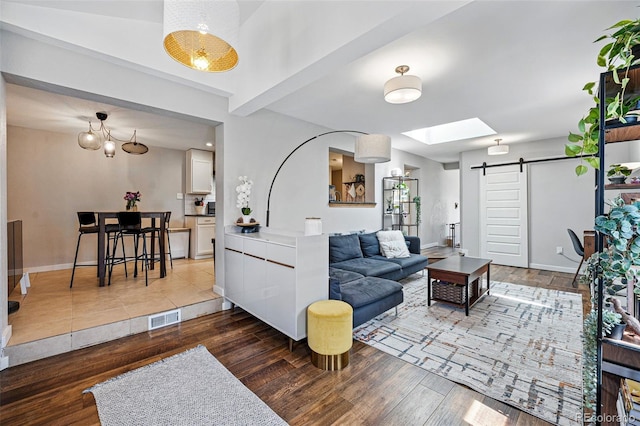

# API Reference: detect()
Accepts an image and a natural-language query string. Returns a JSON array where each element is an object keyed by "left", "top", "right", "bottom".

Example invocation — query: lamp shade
[
  {"left": 355, "top": 134, "right": 391, "bottom": 163},
  {"left": 78, "top": 124, "right": 102, "bottom": 150},
  {"left": 163, "top": 0, "right": 239, "bottom": 72},
  {"left": 384, "top": 75, "right": 422, "bottom": 104},
  {"left": 104, "top": 138, "right": 116, "bottom": 158}
]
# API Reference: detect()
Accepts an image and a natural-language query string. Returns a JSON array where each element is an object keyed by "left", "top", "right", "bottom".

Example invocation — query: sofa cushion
[
  {"left": 370, "top": 254, "right": 427, "bottom": 269},
  {"left": 329, "top": 234, "right": 363, "bottom": 263},
  {"left": 340, "top": 277, "right": 403, "bottom": 309},
  {"left": 331, "top": 258, "right": 401, "bottom": 277},
  {"left": 329, "top": 267, "right": 364, "bottom": 284},
  {"left": 358, "top": 232, "right": 381, "bottom": 257}
]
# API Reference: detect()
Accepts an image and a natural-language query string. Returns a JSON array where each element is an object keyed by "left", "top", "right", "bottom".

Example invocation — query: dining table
[{"left": 97, "top": 211, "right": 167, "bottom": 287}]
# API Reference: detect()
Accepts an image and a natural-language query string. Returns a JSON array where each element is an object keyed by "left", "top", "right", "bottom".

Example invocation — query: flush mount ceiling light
[
  {"left": 163, "top": 0, "right": 239, "bottom": 72},
  {"left": 488, "top": 138, "right": 509, "bottom": 156},
  {"left": 77, "top": 112, "right": 148, "bottom": 158},
  {"left": 384, "top": 65, "right": 422, "bottom": 104}
]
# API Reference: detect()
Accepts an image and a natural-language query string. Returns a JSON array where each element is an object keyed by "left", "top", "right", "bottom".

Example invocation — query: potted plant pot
[
  {"left": 608, "top": 176, "right": 627, "bottom": 184},
  {"left": 607, "top": 322, "right": 627, "bottom": 340}
]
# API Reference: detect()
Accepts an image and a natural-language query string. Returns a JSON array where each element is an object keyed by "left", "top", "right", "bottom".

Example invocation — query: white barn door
[{"left": 480, "top": 165, "right": 529, "bottom": 267}]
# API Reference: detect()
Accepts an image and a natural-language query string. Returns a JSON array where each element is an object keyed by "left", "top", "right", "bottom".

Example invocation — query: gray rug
[
  {"left": 353, "top": 276, "right": 583, "bottom": 426},
  {"left": 85, "top": 345, "right": 287, "bottom": 426}
]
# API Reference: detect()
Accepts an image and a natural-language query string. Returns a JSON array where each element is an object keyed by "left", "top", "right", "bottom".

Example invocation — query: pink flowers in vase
[{"left": 124, "top": 191, "right": 141, "bottom": 210}]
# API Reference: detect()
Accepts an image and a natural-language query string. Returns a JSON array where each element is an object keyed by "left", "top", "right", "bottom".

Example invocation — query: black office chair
[
  {"left": 567, "top": 229, "right": 584, "bottom": 288},
  {"left": 70, "top": 212, "right": 122, "bottom": 288},
  {"left": 110, "top": 212, "right": 153, "bottom": 286}
]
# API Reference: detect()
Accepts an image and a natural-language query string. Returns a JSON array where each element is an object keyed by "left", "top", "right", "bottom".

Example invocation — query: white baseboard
[
  {"left": 25, "top": 263, "right": 73, "bottom": 273},
  {"left": 2, "top": 325, "right": 12, "bottom": 348},
  {"left": 422, "top": 242, "right": 438, "bottom": 249},
  {"left": 528, "top": 263, "right": 578, "bottom": 274},
  {"left": 213, "top": 284, "right": 224, "bottom": 297}
]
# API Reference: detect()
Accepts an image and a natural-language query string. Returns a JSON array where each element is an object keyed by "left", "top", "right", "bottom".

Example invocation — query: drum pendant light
[
  {"left": 163, "top": 0, "right": 239, "bottom": 72},
  {"left": 384, "top": 65, "right": 422, "bottom": 104}
]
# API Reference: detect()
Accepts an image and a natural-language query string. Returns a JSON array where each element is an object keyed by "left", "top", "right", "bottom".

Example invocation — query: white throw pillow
[{"left": 376, "top": 230, "right": 410, "bottom": 258}]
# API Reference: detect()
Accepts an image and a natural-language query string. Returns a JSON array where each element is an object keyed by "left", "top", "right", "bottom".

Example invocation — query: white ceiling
[{"left": 2, "top": 0, "right": 637, "bottom": 163}]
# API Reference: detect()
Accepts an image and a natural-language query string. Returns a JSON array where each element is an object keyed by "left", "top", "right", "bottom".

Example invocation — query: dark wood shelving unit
[
  {"left": 605, "top": 124, "right": 640, "bottom": 143},
  {"left": 596, "top": 64, "right": 640, "bottom": 425},
  {"left": 604, "top": 183, "right": 640, "bottom": 190}
]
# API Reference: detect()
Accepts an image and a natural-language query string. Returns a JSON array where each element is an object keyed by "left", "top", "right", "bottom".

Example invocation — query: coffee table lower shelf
[
  {"left": 426, "top": 256, "right": 492, "bottom": 316},
  {"left": 430, "top": 279, "right": 489, "bottom": 311}
]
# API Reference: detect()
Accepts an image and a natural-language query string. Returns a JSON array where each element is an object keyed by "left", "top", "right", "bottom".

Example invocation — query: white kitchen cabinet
[
  {"left": 186, "top": 216, "right": 215, "bottom": 259},
  {"left": 223, "top": 228, "right": 328, "bottom": 342},
  {"left": 186, "top": 149, "right": 213, "bottom": 194}
]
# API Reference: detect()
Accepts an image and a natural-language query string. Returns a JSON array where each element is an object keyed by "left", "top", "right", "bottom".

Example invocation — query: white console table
[{"left": 224, "top": 227, "right": 328, "bottom": 347}]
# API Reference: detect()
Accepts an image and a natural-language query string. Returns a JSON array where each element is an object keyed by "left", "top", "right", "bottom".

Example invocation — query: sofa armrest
[{"left": 404, "top": 236, "right": 421, "bottom": 254}]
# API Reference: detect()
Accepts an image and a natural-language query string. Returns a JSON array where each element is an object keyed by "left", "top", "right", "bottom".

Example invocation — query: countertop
[{"left": 185, "top": 214, "right": 216, "bottom": 217}]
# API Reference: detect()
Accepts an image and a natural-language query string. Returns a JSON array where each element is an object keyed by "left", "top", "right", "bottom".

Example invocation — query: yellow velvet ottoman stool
[{"left": 307, "top": 300, "right": 353, "bottom": 370}]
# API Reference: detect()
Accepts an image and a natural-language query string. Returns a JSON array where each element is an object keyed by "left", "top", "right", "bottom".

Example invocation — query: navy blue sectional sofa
[{"left": 328, "top": 232, "right": 428, "bottom": 327}]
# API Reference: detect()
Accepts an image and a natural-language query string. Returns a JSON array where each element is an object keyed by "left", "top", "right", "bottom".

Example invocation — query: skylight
[{"left": 402, "top": 117, "right": 496, "bottom": 145}]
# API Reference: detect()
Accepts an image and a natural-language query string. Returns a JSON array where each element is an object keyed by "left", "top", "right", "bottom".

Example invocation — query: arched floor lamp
[{"left": 265, "top": 130, "right": 391, "bottom": 227}]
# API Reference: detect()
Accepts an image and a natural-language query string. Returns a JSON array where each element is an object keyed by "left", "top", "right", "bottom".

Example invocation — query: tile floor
[{"left": 6, "top": 257, "right": 221, "bottom": 366}]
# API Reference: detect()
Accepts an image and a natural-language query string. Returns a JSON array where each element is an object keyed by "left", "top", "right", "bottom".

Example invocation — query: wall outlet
[
  {"left": 176, "top": 193, "right": 183, "bottom": 200},
  {"left": 556, "top": 246, "right": 563, "bottom": 254}
]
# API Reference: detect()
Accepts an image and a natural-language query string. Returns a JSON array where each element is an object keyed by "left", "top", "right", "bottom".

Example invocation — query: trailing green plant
[
  {"left": 413, "top": 196, "right": 421, "bottom": 226},
  {"left": 583, "top": 309, "right": 622, "bottom": 411},
  {"left": 567, "top": 19, "right": 640, "bottom": 176}
]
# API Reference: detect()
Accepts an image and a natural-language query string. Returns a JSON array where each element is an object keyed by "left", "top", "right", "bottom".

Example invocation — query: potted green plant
[
  {"left": 567, "top": 18, "right": 640, "bottom": 176},
  {"left": 583, "top": 309, "right": 622, "bottom": 410},
  {"left": 607, "top": 163, "right": 632, "bottom": 183},
  {"left": 581, "top": 196, "right": 640, "bottom": 414},
  {"left": 385, "top": 196, "right": 393, "bottom": 213}
]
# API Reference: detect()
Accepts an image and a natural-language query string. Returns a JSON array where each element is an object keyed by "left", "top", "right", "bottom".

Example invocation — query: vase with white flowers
[{"left": 236, "top": 176, "right": 253, "bottom": 223}]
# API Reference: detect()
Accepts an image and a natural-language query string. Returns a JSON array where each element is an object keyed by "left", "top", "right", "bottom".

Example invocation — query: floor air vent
[{"left": 148, "top": 309, "right": 182, "bottom": 330}]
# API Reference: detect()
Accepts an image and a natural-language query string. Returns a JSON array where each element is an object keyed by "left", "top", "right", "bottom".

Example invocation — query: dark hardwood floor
[{"left": 0, "top": 261, "right": 587, "bottom": 425}]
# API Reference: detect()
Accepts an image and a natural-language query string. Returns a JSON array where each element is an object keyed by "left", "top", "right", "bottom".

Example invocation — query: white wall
[{"left": 460, "top": 136, "right": 633, "bottom": 273}]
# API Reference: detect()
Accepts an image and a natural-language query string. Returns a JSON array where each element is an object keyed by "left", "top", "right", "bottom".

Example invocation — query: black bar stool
[
  {"left": 110, "top": 211, "right": 153, "bottom": 286},
  {"left": 145, "top": 211, "right": 173, "bottom": 269},
  {"left": 70, "top": 212, "right": 123, "bottom": 288}
]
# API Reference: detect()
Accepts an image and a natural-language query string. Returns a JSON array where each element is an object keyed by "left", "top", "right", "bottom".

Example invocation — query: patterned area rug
[
  {"left": 353, "top": 276, "right": 583, "bottom": 425},
  {"left": 85, "top": 345, "right": 287, "bottom": 426}
]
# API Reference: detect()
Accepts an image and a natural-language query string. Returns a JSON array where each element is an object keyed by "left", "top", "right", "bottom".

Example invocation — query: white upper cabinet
[{"left": 186, "top": 149, "right": 213, "bottom": 194}]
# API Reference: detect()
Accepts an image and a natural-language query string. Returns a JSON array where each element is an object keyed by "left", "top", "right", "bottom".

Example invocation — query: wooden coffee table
[{"left": 426, "top": 256, "right": 492, "bottom": 316}]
